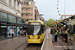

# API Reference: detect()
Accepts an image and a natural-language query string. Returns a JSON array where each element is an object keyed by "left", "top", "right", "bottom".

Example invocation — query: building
[
  {"left": 38, "top": 14, "right": 44, "bottom": 22},
  {"left": 61, "top": 15, "right": 72, "bottom": 20},
  {"left": 0, "top": 0, "right": 25, "bottom": 38},
  {"left": 35, "top": 6, "right": 39, "bottom": 20},
  {"left": 21, "top": 0, "right": 39, "bottom": 24}
]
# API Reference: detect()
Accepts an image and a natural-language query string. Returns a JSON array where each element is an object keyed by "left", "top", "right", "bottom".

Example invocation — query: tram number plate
[{"left": 32, "top": 38, "right": 35, "bottom": 39}]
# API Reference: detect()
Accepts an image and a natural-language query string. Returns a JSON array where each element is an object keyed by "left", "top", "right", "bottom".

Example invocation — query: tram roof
[{"left": 28, "top": 20, "right": 44, "bottom": 25}]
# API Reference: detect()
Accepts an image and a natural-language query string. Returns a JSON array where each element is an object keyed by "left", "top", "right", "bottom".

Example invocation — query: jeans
[{"left": 52, "top": 34, "right": 55, "bottom": 42}]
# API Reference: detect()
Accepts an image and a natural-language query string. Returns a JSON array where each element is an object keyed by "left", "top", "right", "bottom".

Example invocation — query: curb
[{"left": 41, "top": 34, "right": 46, "bottom": 50}]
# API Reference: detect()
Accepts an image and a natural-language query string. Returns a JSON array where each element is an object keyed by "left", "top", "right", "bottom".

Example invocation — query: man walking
[
  {"left": 46, "top": 26, "right": 50, "bottom": 39},
  {"left": 51, "top": 26, "right": 56, "bottom": 43}
]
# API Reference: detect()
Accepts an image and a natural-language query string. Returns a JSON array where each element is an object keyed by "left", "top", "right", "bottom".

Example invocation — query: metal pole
[{"left": 64, "top": 0, "right": 65, "bottom": 16}]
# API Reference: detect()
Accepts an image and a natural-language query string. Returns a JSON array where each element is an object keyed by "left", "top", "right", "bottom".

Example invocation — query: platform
[{"left": 41, "top": 34, "right": 68, "bottom": 50}]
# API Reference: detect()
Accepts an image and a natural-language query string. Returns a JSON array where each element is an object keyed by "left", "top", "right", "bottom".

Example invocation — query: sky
[{"left": 34, "top": 0, "right": 75, "bottom": 20}]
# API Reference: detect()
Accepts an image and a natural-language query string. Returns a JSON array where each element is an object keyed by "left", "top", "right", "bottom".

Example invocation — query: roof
[{"left": 24, "top": 0, "right": 33, "bottom": 1}]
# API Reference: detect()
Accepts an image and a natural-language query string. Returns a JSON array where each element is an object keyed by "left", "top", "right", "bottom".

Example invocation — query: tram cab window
[{"left": 41, "top": 25, "right": 44, "bottom": 33}]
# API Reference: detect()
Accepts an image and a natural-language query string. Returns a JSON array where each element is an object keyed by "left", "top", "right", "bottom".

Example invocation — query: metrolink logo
[{"left": 55, "top": 46, "right": 74, "bottom": 49}]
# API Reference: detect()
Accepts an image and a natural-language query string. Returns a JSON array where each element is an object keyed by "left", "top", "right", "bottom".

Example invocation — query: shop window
[
  {"left": 1, "top": 12, "right": 7, "bottom": 22},
  {"left": 8, "top": 15, "right": 16, "bottom": 23}
]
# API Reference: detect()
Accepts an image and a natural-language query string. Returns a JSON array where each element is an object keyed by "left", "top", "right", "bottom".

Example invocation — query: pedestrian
[
  {"left": 21, "top": 30, "right": 24, "bottom": 37},
  {"left": 18, "top": 31, "right": 20, "bottom": 37},
  {"left": 46, "top": 26, "right": 50, "bottom": 39},
  {"left": 51, "top": 26, "right": 56, "bottom": 43},
  {"left": 61, "top": 27, "right": 65, "bottom": 41},
  {"left": 24, "top": 30, "right": 27, "bottom": 36},
  {"left": 11, "top": 30, "right": 14, "bottom": 39},
  {"left": 58, "top": 28, "right": 62, "bottom": 39},
  {"left": 55, "top": 27, "right": 58, "bottom": 42},
  {"left": 64, "top": 27, "right": 68, "bottom": 43}
]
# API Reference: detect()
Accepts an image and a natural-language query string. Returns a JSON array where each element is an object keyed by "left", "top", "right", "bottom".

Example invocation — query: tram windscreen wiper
[{"left": 33, "top": 25, "right": 40, "bottom": 35}]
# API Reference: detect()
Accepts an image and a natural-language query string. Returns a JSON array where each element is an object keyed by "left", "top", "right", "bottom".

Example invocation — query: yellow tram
[{"left": 27, "top": 20, "right": 45, "bottom": 44}]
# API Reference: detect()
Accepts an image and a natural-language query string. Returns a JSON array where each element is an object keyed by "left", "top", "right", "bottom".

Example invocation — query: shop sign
[{"left": 1, "top": 22, "right": 7, "bottom": 25}]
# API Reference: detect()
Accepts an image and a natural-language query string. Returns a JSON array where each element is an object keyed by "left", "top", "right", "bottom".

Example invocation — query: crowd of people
[
  {"left": 46, "top": 26, "right": 70, "bottom": 43},
  {"left": 18, "top": 30, "right": 27, "bottom": 37}
]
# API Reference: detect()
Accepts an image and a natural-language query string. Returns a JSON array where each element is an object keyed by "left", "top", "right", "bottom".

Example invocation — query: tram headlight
[
  {"left": 28, "top": 36, "right": 30, "bottom": 39},
  {"left": 37, "top": 36, "right": 40, "bottom": 39}
]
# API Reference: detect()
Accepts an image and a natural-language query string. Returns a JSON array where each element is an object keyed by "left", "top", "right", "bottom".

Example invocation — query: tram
[{"left": 27, "top": 20, "right": 45, "bottom": 44}]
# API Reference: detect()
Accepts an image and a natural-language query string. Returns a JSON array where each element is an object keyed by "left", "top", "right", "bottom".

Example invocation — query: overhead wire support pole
[{"left": 64, "top": 0, "right": 65, "bottom": 16}]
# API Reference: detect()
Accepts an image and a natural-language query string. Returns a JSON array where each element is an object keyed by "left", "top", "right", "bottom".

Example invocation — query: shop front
[{"left": 0, "top": 11, "right": 25, "bottom": 39}]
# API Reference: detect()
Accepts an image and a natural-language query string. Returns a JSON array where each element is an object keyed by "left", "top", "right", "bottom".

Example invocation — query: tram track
[
  {"left": 15, "top": 41, "right": 42, "bottom": 50},
  {"left": 24, "top": 44, "right": 42, "bottom": 50},
  {"left": 15, "top": 41, "right": 27, "bottom": 50}
]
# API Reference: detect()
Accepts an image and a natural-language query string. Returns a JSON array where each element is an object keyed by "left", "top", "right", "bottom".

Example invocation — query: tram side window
[{"left": 41, "top": 25, "right": 44, "bottom": 33}]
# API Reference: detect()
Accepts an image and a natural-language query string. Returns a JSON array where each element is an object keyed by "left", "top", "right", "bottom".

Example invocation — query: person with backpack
[{"left": 18, "top": 31, "right": 20, "bottom": 37}]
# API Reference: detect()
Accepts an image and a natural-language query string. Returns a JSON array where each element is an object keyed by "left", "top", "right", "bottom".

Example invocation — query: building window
[
  {"left": 31, "top": 2, "right": 34, "bottom": 5},
  {"left": 22, "top": 8, "right": 23, "bottom": 10},
  {"left": 1, "top": 12, "right": 7, "bottom": 22},
  {"left": 21, "top": 2, "right": 23, "bottom": 4},
  {"left": 25, "top": 7, "right": 29, "bottom": 10},
  {"left": 3, "top": 0, "right": 5, "bottom": 1},
  {"left": 31, "top": 13, "right": 33, "bottom": 16},
  {"left": 17, "top": 18, "right": 24, "bottom": 24},
  {"left": 31, "top": 8, "right": 33, "bottom": 10},
  {"left": 8, "top": 15, "right": 16, "bottom": 23},
  {"left": 18, "top": 2, "right": 19, "bottom": 6},
  {"left": 14, "top": 0, "right": 16, "bottom": 7},
  {"left": 25, "top": 19, "right": 29, "bottom": 21},
  {"left": 40, "top": 18, "right": 41, "bottom": 20},
  {"left": 25, "top": 13, "right": 29, "bottom": 16},
  {"left": 9, "top": 0, "right": 11, "bottom": 5},
  {"left": 31, "top": 19, "right": 33, "bottom": 20},
  {"left": 21, "top": 14, "right": 23, "bottom": 16}
]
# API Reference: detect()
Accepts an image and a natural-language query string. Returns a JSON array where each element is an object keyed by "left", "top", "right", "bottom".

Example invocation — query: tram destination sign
[{"left": 30, "top": 23, "right": 40, "bottom": 25}]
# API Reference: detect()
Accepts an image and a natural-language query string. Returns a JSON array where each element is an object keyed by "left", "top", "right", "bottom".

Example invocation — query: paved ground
[
  {"left": 0, "top": 34, "right": 69, "bottom": 50},
  {"left": 0, "top": 36, "right": 27, "bottom": 50},
  {"left": 42, "top": 34, "right": 68, "bottom": 50}
]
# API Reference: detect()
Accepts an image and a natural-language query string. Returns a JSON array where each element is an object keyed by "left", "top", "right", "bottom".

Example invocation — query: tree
[
  {"left": 45, "top": 18, "right": 55, "bottom": 27},
  {"left": 57, "top": 19, "right": 62, "bottom": 27}
]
